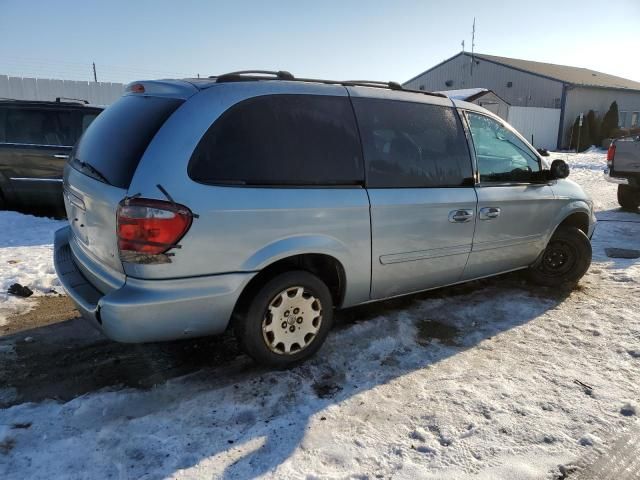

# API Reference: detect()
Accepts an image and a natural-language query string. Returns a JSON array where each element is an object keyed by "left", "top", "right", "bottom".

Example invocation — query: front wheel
[
  {"left": 527, "top": 226, "right": 592, "bottom": 287},
  {"left": 618, "top": 185, "right": 640, "bottom": 211},
  {"left": 235, "top": 271, "right": 334, "bottom": 368}
]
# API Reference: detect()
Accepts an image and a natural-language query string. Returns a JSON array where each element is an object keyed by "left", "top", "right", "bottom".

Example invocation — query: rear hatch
[
  {"left": 64, "top": 92, "right": 185, "bottom": 279},
  {"left": 611, "top": 137, "right": 640, "bottom": 175}
]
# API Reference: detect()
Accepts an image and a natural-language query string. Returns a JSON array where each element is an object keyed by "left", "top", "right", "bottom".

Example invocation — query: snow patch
[{"left": 0, "top": 212, "right": 66, "bottom": 325}]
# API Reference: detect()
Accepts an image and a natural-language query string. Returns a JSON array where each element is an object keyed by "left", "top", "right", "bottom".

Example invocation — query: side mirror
[{"left": 549, "top": 159, "right": 570, "bottom": 179}]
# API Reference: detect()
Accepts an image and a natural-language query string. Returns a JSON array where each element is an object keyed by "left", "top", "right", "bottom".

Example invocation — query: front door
[
  {"left": 349, "top": 93, "right": 477, "bottom": 299},
  {"left": 462, "top": 111, "right": 556, "bottom": 279}
]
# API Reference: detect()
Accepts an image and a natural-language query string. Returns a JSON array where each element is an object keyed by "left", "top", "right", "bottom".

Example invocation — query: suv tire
[
  {"left": 618, "top": 185, "right": 640, "bottom": 211},
  {"left": 527, "top": 226, "right": 592, "bottom": 287},
  {"left": 235, "top": 271, "right": 334, "bottom": 368}
]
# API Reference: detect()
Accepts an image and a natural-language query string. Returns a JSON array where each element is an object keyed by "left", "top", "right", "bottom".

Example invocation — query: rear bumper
[
  {"left": 604, "top": 168, "right": 629, "bottom": 185},
  {"left": 54, "top": 226, "right": 255, "bottom": 343}
]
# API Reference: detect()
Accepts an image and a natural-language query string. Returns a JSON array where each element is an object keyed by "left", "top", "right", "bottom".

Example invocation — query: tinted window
[
  {"left": 72, "top": 95, "right": 183, "bottom": 188},
  {"left": 4, "top": 108, "right": 75, "bottom": 146},
  {"left": 352, "top": 98, "right": 472, "bottom": 188},
  {"left": 466, "top": 112, "right": 540, "bottom": 183},
  {"left": 189, "top": 95, "right": 363, "bottom": 186},
  {"left": 81, "top": 111, "right": 100, "bottom": 132}
]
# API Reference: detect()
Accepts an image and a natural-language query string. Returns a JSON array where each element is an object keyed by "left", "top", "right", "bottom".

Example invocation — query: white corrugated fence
[
  {"left": 507, "top": 106, "right": 561, "bottom": 150},
  {"left": 0, "top": 75, "right": 124, "bottom": 105}
]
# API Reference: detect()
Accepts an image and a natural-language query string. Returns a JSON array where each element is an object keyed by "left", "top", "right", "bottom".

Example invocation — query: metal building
[
  {"left": 436, "top": 88, "right": 510, "bottom": 120},
  {"left": 404, "top": 52, "right": 640, "bottom": 149}
]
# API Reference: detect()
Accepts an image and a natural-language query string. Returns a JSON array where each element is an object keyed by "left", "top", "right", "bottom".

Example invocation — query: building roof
[
  {"left": 405, "top": 52, "right": 640, "bottom": 92},
  {"left": 472, "top": 53, "right": 640, "bottom": 91}
]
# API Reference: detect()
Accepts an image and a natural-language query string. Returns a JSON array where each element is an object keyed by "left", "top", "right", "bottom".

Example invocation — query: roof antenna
[
  {"left": 470, "top": 17, "right": 476, "bottom": 76},
  {"left": 461, "top": 39, "right": 465, "bottom": 52}
]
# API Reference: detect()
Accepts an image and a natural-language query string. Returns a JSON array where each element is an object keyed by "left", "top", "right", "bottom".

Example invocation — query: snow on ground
[
  {"left": 0, "top": 212, "right": 66, "bottom": 325},
  {"left": 1, "top": 149, "right": 640, "bottom": 479}
]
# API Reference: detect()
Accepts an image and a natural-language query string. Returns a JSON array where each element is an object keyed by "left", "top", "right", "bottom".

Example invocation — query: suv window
[
  {"left": 189, "top": 95, "right": 363, "bottom": 186},
  {"left": 81, "top": 111, "right": 100, "bottom": 132},
  {"left": 351, "top": 98, "right": 473, "bottom": 188},
  {"left": 3, "top": 108, "right": 76, "bottom": 146},
  {"left": 72, "top": 95, "right": 183, "bottom": 188},
  {"left": 466, "top": 112, "right": 541, "bottom": 183}
]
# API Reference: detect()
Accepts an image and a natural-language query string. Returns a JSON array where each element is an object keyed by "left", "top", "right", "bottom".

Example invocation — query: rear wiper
[{"left": 74, "top": 159, "right": 111, "bottom": 185}]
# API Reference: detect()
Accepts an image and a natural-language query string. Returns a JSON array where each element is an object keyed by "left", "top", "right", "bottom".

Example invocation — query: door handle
[
  {"left": 448, "top": 209, "right": 474, "bottom": 223},
  {"left": 479, "top": 207, "right": 501, "bottom": 220},
  {"left": 52, "top": 154, "right": 69, "bottom": 159}
]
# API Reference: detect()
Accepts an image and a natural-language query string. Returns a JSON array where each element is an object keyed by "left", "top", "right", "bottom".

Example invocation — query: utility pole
[
  {"left": 470, "top": 17, "right": 476, "bottom": 75},
  {"left": 92, "top": 62, "right": 97, "bottom": 83}
]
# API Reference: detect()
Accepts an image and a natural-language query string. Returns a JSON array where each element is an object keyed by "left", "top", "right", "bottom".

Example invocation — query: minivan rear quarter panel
[{"left": 126, "top": 82, "right": 372, "bottom": 307}]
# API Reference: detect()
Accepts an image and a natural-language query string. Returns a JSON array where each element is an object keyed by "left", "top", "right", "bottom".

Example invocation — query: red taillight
[
  {"left": 117, "top": 198, "right": 192, "bottom": 257},
  {"left": 607, "top": 144, "right": 616, "bottom": 167}
]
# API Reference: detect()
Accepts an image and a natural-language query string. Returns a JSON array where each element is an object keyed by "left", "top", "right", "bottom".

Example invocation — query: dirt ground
[
  {"left": 0, "top": 295, "right": 244, "bottom": 408},
  {"left": 0, "top": 279, "right": 508, "bottom": 409},
  {"left": 1, "top": 295, "right": 77, "bottom": 336},
  {"left": 2, "top": 278, "right": 637, "bottom": 478}
]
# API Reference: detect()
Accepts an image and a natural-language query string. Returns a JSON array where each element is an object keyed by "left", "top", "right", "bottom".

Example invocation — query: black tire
[
  {"left": 235, "top": 271, "right": 334, "bottom": 368},
  {"left": 0, "top": 190, "right": 6, "bottom": 211},
  {"left": 527, "top": 226, "right": 592, "bottom": 287},
  {"left": 618, "top": 185, "right": 640, "bottom": 211}
]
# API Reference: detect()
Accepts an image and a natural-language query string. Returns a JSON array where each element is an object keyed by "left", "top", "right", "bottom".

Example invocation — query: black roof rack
[
  {"left": 211, "top": 70, "right": 445, "bottom": 98},
  {"left": 56, "top": 97, "right": 89, "bottom": 104},
  {"left": 211, "top": 70, "right": 295, "bottom": 82},
  {"left": 0, "top": 97, "right": 99, "bottom": 107}
]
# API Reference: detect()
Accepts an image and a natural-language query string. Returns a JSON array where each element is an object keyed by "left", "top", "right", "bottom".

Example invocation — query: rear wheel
[
  {"left": 527, "top": 226, "right": 592, "bottom": 287},
  {"left": 618, "top": 185, "right": 640, "bottom": 211},
  {"left": 235, "top": 271, "right": 334, "bottom": 368}
]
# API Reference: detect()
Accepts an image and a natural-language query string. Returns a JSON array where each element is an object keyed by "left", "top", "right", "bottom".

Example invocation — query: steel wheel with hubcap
[
  {"left": 236, "top": 271, "right": 334, "bottom": 367},
  {"left": 527, "top": 226, "right": 592, "bottom": 287},
  {"left": 262, "top": 286, "right": 323, "bottom": 355}
]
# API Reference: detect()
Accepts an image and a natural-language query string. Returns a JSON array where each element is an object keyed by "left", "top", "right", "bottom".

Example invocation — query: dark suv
[{"left": 0, "top": 98, "right": 103, "bottom": 213}]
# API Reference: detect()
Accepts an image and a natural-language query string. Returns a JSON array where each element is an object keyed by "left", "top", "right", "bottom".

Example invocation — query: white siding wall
[
  {"left": 562, "top": 86, "right": 640, "bottom": 146},
  {"left": 0, "top": 75, "right": 124, "bottom": 105},
  {"left": 507, "top": 107, "right": 561, "bottom": 150}
]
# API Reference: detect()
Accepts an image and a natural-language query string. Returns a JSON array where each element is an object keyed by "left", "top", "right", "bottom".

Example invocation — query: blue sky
[{"left": 1, "top": 0, "right": 638, "bottom": 84}]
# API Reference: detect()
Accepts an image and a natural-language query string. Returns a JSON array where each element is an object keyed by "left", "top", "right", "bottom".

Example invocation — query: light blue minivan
[{"left": 54, "top": 71, "right": 595, "bottom": 367}]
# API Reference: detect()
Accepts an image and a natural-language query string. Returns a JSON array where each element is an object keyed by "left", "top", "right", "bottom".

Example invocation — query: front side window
[
  {"left": 631, "top": 112, "right": 639, "bottom": 128},
  {"left": 189, "top": 95, "right": 363, "bottom": 186},
  {"left": 352, "top": 98, "right": 473, "bottom": 188},
  {"left": 466, "top": 112, "right": 541, "bottom": 183},
  {"left": 5, "top": 108, "right": 75, "bottom": 146}
]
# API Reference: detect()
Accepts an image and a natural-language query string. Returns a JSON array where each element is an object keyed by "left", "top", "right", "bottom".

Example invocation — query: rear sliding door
[{"left": 351, "top": 95, "right": 477, "bottom": 299}]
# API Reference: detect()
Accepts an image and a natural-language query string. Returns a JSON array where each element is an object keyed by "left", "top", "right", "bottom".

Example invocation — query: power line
[{"left": 0, "top": 56, "right": 193, "bottom": 83}]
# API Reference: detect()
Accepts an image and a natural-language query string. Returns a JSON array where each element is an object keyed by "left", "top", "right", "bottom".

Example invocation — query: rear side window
[
  {"left": 72, "top": 96, "right": 183, "bottom": 188},
  {"left": 189, "top": 94, "right": 363, "bottom": 186},
  {"left": 81, "top": 111, "right": 100, "bottom": 132},
  {"left": 3, "top": 108, "right": 76, "bottom": 146},
  {"left": 352, "top": 98, "right": 473, "bottom": 188}
]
